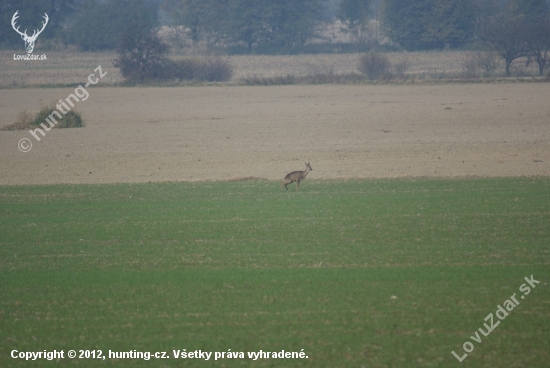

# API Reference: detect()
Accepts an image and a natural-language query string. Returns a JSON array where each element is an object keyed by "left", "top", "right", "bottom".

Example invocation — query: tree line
[
  {"left": 382, "top": 0, "right": 550, "bottom": 75},
  {"left": 1, "top": 0, "right": 549, "bottom": 75}
]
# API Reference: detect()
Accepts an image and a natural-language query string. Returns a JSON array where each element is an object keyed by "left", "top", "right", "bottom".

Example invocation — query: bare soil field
[{"left": 0, "top": 83, "right": 549, "bottom": 185}]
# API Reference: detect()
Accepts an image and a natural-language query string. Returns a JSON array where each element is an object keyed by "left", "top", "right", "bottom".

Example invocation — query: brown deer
[{"left": 281, "top": 162, "right": 312, "bottom": 191}]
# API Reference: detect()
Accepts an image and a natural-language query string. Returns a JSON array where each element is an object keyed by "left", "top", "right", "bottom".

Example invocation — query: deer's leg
[
  {"left": 281, "top": 180, "right": 289, "bottom": 191},
  {"left": 296, "top": 180, "right": 300, "bottom": 190}
]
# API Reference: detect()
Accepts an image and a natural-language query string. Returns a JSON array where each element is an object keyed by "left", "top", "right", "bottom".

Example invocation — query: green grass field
[{"left": 1, "top": 178, "right": 548, "bottom": 367}]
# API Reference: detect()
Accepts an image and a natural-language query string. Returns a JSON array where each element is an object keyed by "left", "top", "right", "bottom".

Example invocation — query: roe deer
[{"left": 281, "top": 162, "right": 312, "bottom": 191}]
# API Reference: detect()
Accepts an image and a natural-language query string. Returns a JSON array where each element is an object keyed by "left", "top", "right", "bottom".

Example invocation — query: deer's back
[{"left": 285, "top": 170, "right": 306, "bottom": 180}]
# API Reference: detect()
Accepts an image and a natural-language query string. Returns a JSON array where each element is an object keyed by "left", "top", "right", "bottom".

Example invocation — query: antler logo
[{"left": 11, "top": 10, "right": 49, "bottom": 54}]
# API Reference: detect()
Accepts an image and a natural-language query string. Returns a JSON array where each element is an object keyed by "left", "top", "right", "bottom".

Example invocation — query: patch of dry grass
[
  {"left": 0, "top": 110, "right": 34, "bottom": 130},
  {"left": 0, "top": 50, "right": 544, "bottom": 88}
]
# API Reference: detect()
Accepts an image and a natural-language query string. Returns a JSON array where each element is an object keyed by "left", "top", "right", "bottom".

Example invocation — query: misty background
[{"left": 0, "top": 1, "right": 548, "bottom": 52}]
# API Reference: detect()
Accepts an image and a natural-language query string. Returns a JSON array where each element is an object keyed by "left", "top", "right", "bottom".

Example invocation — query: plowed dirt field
[{"left": 1, "top": 83, "right": 549, "bottom": 185}]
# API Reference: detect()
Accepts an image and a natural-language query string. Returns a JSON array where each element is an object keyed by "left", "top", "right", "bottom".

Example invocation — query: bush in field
[
  {"left": 34, "top": 105, "right": 84, "bottom": 128},
  {"left": 358, "top": 52, "right": 391, "bottom": 80},
  {"left": 1, "top": 105, "right": 83, "bottom": 131}
]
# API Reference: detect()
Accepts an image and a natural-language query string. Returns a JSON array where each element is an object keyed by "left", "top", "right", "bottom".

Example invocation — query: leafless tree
[
  {"left": 481, "top": 13, "right": 530, "bottom": 76},
  {"left": 525, "top": 15, "right": 550, "bottom": 75}
]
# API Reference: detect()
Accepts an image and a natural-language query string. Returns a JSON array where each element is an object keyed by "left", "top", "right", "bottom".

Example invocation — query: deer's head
[
  {"left": 11, "top": 11, "right": 49, "bottom": 54},
  {"left": 305, "top": 162, "right": 312, "bottom": 171}
]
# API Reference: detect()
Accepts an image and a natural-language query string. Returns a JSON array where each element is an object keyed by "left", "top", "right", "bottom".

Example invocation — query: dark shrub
[
  {"left": 166, "top": 59, "right": 199, "bottom": 81},
  {"left": 358, "top": 53, "right": 391, "bottom": 80},
  {"left": 113, "top": 26, "right": 171, "bottom": 84}
]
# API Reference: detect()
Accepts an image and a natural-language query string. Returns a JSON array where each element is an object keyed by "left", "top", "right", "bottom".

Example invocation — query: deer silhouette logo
[{"left": 11, "top": 11, "right": 49, "bottom": 54}]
